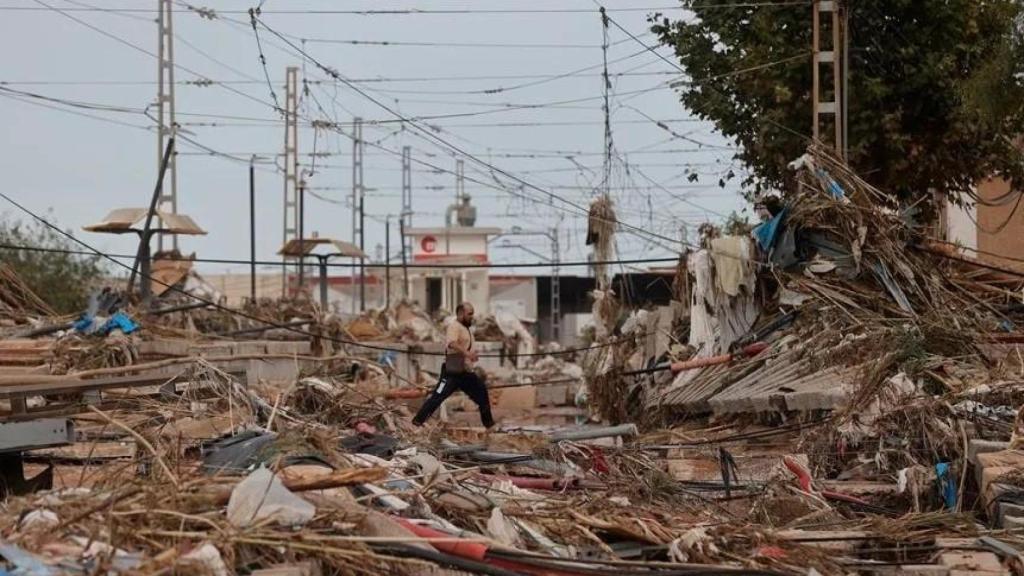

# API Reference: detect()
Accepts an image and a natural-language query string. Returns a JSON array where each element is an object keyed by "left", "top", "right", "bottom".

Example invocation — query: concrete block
[
  {"left": 491, "top": 386, "right": 536, "bottom": 411},
  {"left": 938, "top": 551, "right": 1003, "bottom": 572},
  {"left": 1003, "top": 515, "right": 1024, "bottom": 531},
  {"left": 975, "top": 450, "right": 1024, "bottom": 469},
  {"left": 188, "top": 343, "right": 233, "bottom": 357},
  {"left": 265, "top": 341, "right": 312, "bottom": 355},
  {"left": 230, "top": 341, "right": 269, "bottom": 356},
  {"left": 983, "top": 482, "right": 1016, "bottom": 518},
  {"left": 996, "top": 502, "right": 1024, "bottom": 527},
  {"left": 981, "top": 465, "right": 1018, "bottom": 507},
  {"left": 975, "top": 450, "right": 1024, "bottom": 488},
  {"left": 536, "top": 384, "right": 568, "bottom": 407},
  {"left": 970, "top": 440, "right": 1011, "bottom": 464},
  {"left": 138, "top": 338, "right": 191, "bottom": 357}
]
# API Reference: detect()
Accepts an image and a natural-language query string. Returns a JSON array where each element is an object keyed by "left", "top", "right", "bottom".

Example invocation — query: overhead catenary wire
[
  {"left": 0, "top": 71, "right": 681, "bottom": 87},
  {"left": 0, "top": 87, "right": 279, "bottom": 171},
  {"left": 252, "top": 16, "right": 695, "bottom": 253},
  {"left": 598, "top": 7, "right": 811, "bottom": 143},
  {"left": 0, "top": 81, "right": 733, "bottom": 243},
  {"left": 0, "top": 3, "right": 811, "bottom": 15},
  {"left": 0, "top": 242, "right": 684, "bottom": 271},
  {"left": 14, "top": 2, "right": 774, "bottom": 264},
  {"left": 0, "top": 190, "right": 643, "bottom": 359},
  {"left": 27, "top": 0, "right": 281, "bottom": 113}
]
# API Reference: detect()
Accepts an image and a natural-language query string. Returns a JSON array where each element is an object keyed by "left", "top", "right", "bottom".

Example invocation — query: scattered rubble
[{"left": 4, "top": 147, "right": 1024, "bottom": 574}]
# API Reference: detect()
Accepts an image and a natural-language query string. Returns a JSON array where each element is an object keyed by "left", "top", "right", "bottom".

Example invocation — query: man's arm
[
  {"left": 447, "top": 339, "right": 470, "bottom": 356},
  {"left": 446, "top": 325, "right": 478, "bottom": 362}
]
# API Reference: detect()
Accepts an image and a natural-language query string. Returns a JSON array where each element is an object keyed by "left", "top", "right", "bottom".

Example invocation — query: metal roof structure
[
  {"left": 277, "top": 237, "right": 367, "bottom": 259},
  {"left": 82, "top": 208, "right": 206, "bottom": 235}
]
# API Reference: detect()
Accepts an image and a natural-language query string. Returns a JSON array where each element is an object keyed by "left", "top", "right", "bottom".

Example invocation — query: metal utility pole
[
  {"left": 359, "top": 194, "right": 366, "bottom": 311},
  {"left": 249, "top": 157, "right": 256, "bottom": 302},
  {"left": 400, "top": 219, "right": 409, "bottom": 299},
  {"left": 298, "top": 180, "right": 305, "bottom": 290},
  {"left": 401, "top": 145, "right": 412, "bottom": 259},
  {"left": 812, "top": 0, "right": 845, "bottom": 158},
  {"left": 156, "top": 0, "right": 178, "bottom": 251},
  {"left": 456, "top": 159, "right": 465, "bottom": 202},
  {"left": 385, "top": 216, "right": 391, "bottom": 311},
  {"left": 282, "top": 66, "right": 300, "bottom": 293},
  {"left": 550, "top": 226, "right": 561, "bottom": 344},
  {"left": 841, "top": 3, "right": 849, "bottom": 160},
  {"left": 129, "top": 137, "right": 175, "bottom": 299},
  {"left": 352, "top": 117, "right": 364, "bottom": 313}
]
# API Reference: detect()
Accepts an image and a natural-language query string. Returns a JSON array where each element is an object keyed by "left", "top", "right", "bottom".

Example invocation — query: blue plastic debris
[
  {"left": 816, "top": 168, "right": 845, "bottom": 199},
  {"left": 71, "top": 314, "right": 95, "bottom": 334},
  {"left": 99, "top": 312, "right": 138, "bottom": 335},
  {"left": 0, "top": 541, "right": 61, "bottom": 576},
  {"left": 935, "top": 462, "right": 957, "bottom": 510},
  {"left": 751, "top": 208, "right": 788, "bottom": 251},
  {"left": 73, "top": 312, "right": 139, "bottom": 336}
]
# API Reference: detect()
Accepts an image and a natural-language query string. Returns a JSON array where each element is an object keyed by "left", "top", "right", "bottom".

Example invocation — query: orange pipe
[
  {"left": 670, "top": 341, "right": 768, "bottom": 374},
  {"left": 395, "top": 518, "right": 586, "bottom": 576},
  {"left": 395, "top": 518, "right": 489, "bottom": 562}
]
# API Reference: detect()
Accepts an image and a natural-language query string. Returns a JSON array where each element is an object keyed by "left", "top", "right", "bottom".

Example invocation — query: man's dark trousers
[{"left": 413, "top": 366, "right": 494, "bottom": 428}]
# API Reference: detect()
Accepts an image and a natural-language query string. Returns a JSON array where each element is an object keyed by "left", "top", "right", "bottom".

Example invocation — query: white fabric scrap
[
  {"left": 485, "top": 508, "right": 522, "bottom": 548},
  {"left": 226, "top": 465, "right": 315, "bottom": 528},
  {"left": 18, "top": 509, "right": 58, "bottom": 532}
]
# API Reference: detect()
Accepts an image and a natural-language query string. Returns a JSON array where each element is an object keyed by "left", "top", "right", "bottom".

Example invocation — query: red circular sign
[{"left": 421, "top": 235, "right": 437, "bottom": 253}]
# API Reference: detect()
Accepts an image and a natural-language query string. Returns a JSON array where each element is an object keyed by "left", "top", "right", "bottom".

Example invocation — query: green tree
[
  {"left": 651, "top": 1, "right": 1024, "bottom": 208},
  {"left": 0, "top": 214, "right": 108, "bottom": 314}
]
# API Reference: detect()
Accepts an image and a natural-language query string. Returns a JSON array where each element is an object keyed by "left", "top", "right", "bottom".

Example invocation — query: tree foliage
[
  {"left": 651, "top": 1, "right": 1024, "bottom": 207},
  {"left": 0, "top": 214, "right": 108, "bottom": 314}
]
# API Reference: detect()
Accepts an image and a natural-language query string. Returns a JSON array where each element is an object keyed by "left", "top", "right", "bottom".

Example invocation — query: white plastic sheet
[{"left": 226, "top": 465, "right": 315, "bottom": 528}]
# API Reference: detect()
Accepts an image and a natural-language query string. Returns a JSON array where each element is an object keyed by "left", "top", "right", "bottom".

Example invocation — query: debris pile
[{"left": 5, "top": 146, "right": 1024, "bottom": 574}]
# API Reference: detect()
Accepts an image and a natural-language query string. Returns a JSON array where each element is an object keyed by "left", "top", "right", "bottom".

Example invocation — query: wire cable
[
  {"left": 0, "top": 242, "right": 682, "bottom": 270},
  {"left": 253, "top": 16, "right": 691, "bottom": 252},
  {"left": 0, "top": 3, "right": 810, "bottom": 14},
  {"left": 0, "top": 190, "right": 642, "bottom": 358},
  {"left": 599, "top": 8, "right": 811, "bottom": 143}
]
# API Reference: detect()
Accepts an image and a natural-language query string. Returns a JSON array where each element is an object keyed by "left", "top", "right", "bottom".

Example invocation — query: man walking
[{"left": 412, "top": 301, "right": 495, "bottom": 428}]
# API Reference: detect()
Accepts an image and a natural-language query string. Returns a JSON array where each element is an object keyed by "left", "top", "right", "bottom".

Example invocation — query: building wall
[
  {"left": 490, "top": 277, "right": 538, "bottom": 321},
  {"left": 463, "top": 269, "right": 489, "bottom": 315},
  {"left": 202, "top": 273, "right": 284, "bottom": 306},
  {"left": 976, "top": 176, "right": 1024, "bottom": 266},
  {"left": 942, "top": 197, "right": 978, "bottom": 251},
  {"left": 409, "top": 229, "right": 491, "bottom": 262}
]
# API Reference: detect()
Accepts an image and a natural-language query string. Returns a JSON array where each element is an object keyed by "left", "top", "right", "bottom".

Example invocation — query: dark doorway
[{"left": 426, "top": 277, "right": 442, "bottom": 314}]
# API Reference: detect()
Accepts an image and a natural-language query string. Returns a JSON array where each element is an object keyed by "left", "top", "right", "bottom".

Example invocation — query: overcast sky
[{"left": 0, "top": 0, "right": 753, "bottom": 280}]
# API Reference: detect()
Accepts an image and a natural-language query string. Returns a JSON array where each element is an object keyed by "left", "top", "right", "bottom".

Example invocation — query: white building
[{"left": 403, "top": 226, "right": 502, "bottom": 315}]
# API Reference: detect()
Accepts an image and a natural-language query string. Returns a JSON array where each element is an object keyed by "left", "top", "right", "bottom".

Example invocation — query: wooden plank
[
  {"left": 668, "top": 454, "right": 807, "bottom": 483},
  {"left": 0, "top": 369, "right": 244, "bottom": 400},
  {"left": 27, "top": 441, "right": 136, "bottom": 461}
]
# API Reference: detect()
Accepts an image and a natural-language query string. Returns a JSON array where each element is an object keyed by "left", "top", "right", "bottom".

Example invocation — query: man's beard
[{"left": 460, "top": 318, "right": 473, "bottom": 328}]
